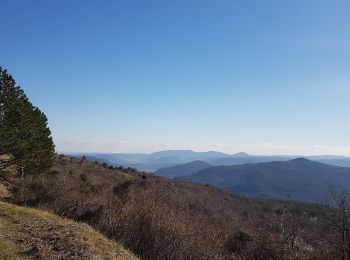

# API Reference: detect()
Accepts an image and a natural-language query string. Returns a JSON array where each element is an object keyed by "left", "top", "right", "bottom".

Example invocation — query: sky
[{"left": 1, "top": 0, "right": 350, "bottom": 155}]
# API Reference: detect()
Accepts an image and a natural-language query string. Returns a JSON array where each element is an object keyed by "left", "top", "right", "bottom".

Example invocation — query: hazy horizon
[
  {"left": 2, "top": 1, "right": 350, "bottom": 156},
  {"left": 58, "top": 144, "right": 350, "bottom": 157}
]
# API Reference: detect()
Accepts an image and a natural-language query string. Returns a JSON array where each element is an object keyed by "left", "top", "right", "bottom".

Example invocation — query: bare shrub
[{"left": 10, "top": 157, "right": 339, "bottom": 260}]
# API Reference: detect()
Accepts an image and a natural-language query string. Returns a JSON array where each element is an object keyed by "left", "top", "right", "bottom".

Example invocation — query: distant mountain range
[
  {"left": 155, "top": 160, "right": 211, "bottom": 178},
  {"left": 69, "top": 150, "right": 350, "bottom": 172},
  {"left": 67, "top": 150, "right": 350, "bottom": 204},
  {"left": 156, "top": 158, "right": 350, "bottom": 204},
  {"left": 70, "top": 150, "right": 229, "bottom": 171},
  {"left": 209, "top": 153, "right": 350, "bottom": 168}
]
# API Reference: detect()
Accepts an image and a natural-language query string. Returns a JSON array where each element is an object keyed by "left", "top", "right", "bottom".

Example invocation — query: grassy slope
[{"left": 0, "top": 201, "right": 137, "bottom": 260}]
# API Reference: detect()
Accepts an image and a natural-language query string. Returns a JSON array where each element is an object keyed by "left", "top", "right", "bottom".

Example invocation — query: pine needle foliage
[{"left": 0, "top": 68, "right": 55, "bottom": 175}]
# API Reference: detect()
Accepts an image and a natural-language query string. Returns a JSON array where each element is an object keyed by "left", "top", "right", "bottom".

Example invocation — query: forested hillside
[{"left": 182, "top": 158, "right": 350, "bottom": 204}]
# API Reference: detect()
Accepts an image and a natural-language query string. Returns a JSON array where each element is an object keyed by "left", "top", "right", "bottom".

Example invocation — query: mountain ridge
[
  {"left": 182, "top": 158, "right": 350, "bottom": 204},
  {"left": 155, "top": 160, "right": 211, "bottom": 178},
  {"left": 69, "top": 150, "right": 350, "bottom": 171}
]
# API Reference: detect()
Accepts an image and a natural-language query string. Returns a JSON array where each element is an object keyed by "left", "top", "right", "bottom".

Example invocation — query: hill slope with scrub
[
  {"left": 5, "top": 155, "right": 342, "bottom": 259},
  {"left": 0, "top": 201, "right": 136, "bottom": 260}
]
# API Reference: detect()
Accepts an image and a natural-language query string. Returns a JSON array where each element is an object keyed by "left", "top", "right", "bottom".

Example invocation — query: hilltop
[{"left": 0, "top": 201, "right": 136, "bottom": 260}]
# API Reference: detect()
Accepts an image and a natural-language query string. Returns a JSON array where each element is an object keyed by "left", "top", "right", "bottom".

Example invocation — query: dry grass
[
  {"left": 8, "top": 156, "right": 336, "bottom": 259},
  {"left": 0, "top": 183, "right": 10, "bottom": 199},
  {"left": 0, "top": 201, "right": 137, "bottom": 260}
]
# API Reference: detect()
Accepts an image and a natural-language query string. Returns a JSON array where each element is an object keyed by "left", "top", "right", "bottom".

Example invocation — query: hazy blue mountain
[
  {"left": 136, "top": 151, "right": 228, "bottom": 171},
  {"left": 69, "top": 150, "right": 230, "bottom": 171},
  {"left": 210, "top": 154, "right": 350, "bottom": 168},
  {"left": 83, "top": 155, "right": 115, "bottom": 165},
  {"left": 68, "top": 150, "right": 350, "bottom": 172},
  {"left": 209, "top": 155, "right": 290, "bottom": 166},
  {"left": 232, "top": 152, "right": 251, "bottom": 157},
  {"left": 184, "top": 158, "right": 350, "bottom": 204},
  {"left": 145, "top": 150, "right": 229, "bottom": 161},
  {"left": 316, "top": 159, "right": 350, "bottom": 168},
  {"left": 69, "top": 153, "right": 136, "bottom": 165},
  {"left": 155, "top": 160, "right": 211, "bottom": 178},
  {"left": 307, "top": 157, "right": 350, "bottom": 168},
  {"left": 306, "top": 155, "right": 348, "bottom": 160},
  {"left": 85, "top": 153, "right": 147, "bottom": 164}
]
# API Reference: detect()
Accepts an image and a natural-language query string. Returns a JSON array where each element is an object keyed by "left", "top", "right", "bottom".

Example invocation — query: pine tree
[{"left": 0, "top": 68, "right": 55, "bottom": 175}]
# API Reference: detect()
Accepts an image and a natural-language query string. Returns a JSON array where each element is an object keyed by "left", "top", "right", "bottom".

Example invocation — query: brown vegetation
[
  {"left": 0, "top": 201, "right": 136, "bottom": 260},
  {"left": 4, "top": 155, "right": 344, "bottom": 259}
]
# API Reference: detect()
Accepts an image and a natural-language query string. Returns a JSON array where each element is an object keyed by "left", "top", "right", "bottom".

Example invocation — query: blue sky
[{"left": 1, "top": 0, "right": 350, "bottom": 155}]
